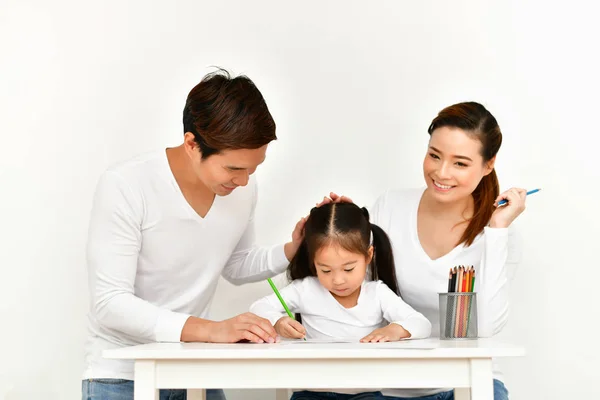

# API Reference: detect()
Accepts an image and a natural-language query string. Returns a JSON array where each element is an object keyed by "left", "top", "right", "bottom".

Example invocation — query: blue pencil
[{"left": 497, "top": 188, "right": 541, "bottom": 206}]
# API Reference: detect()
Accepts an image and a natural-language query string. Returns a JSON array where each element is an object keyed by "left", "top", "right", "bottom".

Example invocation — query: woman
[{"left": 323, "top": 102, "right": 526, "bottom": 399}]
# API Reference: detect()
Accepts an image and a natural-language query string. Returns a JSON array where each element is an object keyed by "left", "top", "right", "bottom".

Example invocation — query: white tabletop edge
[{"left": 103, "top": 339, "right": 525, "bottom": 360}]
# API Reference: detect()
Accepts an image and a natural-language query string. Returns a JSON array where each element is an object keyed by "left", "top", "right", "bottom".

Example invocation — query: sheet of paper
[
  {"left": 361, "top": 341, "right": 436, "bottom": 349},
  {"left": 276, "top": 338, "right": 436, "bottom": 349},
  {"left": 278, "top": 338, "right": 356, "bottom": 344}
]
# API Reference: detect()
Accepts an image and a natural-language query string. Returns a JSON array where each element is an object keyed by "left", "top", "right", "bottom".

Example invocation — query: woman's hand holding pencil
[{"left": 491, "top": 187, "right": 537, "bottom": 228}]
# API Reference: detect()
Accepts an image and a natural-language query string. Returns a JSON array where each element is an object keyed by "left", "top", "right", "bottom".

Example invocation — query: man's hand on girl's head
[
  {"left": 316, "top": 192, "right": 354, "bottom": 207},
  {"left": 284, "top": 215, "right": 308, "bottom": 261}
]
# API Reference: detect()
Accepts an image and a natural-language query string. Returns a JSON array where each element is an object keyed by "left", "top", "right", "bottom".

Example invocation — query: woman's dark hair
[
  {"left": 288, "top": 202, "right": 399, "bottom": 296},
  {"left": 427, "top": 101, "right": 502, "bottom": 246},
  {"left": 182, "top": 68, "right": 277, "bottom": 159}
]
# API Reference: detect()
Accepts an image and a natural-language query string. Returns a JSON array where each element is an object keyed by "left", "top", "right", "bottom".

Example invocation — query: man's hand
[
  {"left": 181, "top": 313, "right": 279, "bottom": 343},
  {"left": 284, "top": 192, "right": 354, "bottom": 260},
  {"left": 208, "top": 312, "right": 279, "bottom": 343},
  {"left": 274, "top": 316, "right": 306, "bottom": 339},
  {"left": 360, "top": 323, "right": 411, "bottom": 343},
  {"left": 316, "top": 192, "right": 353, "bottom": 207},
  {"left": 284, "top": 216, "right": 307, "bottom": 261}
]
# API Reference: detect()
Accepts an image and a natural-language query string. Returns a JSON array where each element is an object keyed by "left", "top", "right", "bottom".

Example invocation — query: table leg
[
  {"left": 187, "top": 389, "right": 206, "bottom": 400},
  {"left": 469, "top": 358, "right": 493, "bottom": 400},
  {"left": 134, "top": 360, "right": 159, "bottom": 400},
  {"left": 454, "top": 388, "right": 470, "bottom": 400}
]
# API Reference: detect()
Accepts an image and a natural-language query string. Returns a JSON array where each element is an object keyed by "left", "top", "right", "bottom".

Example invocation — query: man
[{"left": 82, "top": 69, "right": 304, "bottom": 399}]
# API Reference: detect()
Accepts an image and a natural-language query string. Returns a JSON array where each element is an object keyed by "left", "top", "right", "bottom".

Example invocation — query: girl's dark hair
[
  {"left": 287, "top": 202, "right": 399, "bottom": 296},
  {"left": 427, "top": 101, "right": 502, "bottom": 246},
  {"left": 182, "top": 68, "right": 277, "bottom": 159}
]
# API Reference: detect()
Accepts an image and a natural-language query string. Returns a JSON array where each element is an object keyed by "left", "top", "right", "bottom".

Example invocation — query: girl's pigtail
[
  {"left": 287, "top": 238, "right": 312, "bottom": 282},
  {"left": 370, "top": 223, "right": 400, "bottom": 295}
]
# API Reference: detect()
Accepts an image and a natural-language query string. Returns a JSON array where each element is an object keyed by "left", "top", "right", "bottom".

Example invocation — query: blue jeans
[
  {"left": 291, "top": 392, "right": 385, "bottom": 400},
  {"left": 380, "top": 379, "right": 509, "bottom": 400},
  {"left": 81, "top": 379, "right": 226, "bottom": 400},
  {"left": 291, "top": 381, "right": 508, "bottom": 400}
]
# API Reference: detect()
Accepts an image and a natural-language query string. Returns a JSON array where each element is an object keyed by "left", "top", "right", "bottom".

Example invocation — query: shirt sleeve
[
  {"left": 249, "top": 279, "right": 304, "bottom": 326},
  {"left": 368, "top": 189, "right": 390, "bottom": 227},
  {"left": 475, "top": 225, "right": 522, "bottom": 337},
  {"left": 377, "top": 282, "right": 432, "bottom": 339},
  {"left": 87, "top": 171, "right": 190, "bottom": 343},
  {"left": 221, "top": 179, "right": 290, "bottom": 285}
]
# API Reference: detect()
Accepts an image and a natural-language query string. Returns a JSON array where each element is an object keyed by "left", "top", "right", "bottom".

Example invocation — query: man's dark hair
[{"left": 183, "top": 68, "right": 277, "bottom": 159}]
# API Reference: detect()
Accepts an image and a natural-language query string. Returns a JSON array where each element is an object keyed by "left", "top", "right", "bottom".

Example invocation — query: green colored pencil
[{"left": 267, "top": 278, "right": 305, "bottom": 340}]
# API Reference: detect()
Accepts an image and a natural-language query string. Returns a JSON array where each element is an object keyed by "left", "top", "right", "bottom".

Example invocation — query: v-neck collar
[
  {"left": 163, "top": 148, "right": 219, "bottom": 223},
  {"left": 411, "top": 187, "right": 466, "bottom": 263}
]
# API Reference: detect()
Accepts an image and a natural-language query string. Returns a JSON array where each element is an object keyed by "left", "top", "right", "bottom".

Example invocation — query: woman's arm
[
  {"left": 476, "top": 187, "right": 526, "bottom": 337},
  {"left": 476, "top": 225, "right": 522, "bottom": 337}
]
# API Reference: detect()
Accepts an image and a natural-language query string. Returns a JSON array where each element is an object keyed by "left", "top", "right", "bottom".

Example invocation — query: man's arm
[
  {"left": 88, "top": 171, "right": 278, "bottom": 343},
  {"left": 220, "top": 180, "right": 305, "bottom": 285},
  {"left": 87, "top": 171, "right": 191, "bottom": 342},
  {"left": 220, "top": 222, "right": 290, "bottom": 285}
]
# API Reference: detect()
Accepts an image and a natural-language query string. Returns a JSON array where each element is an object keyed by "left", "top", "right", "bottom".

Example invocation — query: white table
[{"left": 104, "top": 338, "right": 524, "bottom": 400}]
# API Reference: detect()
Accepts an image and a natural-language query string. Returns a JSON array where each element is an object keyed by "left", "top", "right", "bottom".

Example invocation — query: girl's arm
[
  {"left": 249, "top": 279, "right": 304, "bottom": 326},
  {"left": 377, "top": 282, "right": 432, "bottom": 339},
  {"left": 476, "top": 225, "right": 522, "bottom": 337}
]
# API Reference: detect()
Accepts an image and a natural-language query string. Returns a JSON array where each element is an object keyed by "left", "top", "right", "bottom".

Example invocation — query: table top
[{"left": 104, "top": 338, "right": 525, "bottom": 360}]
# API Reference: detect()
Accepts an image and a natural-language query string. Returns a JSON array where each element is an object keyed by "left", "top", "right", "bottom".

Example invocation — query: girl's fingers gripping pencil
[{"left": 267, "top": 278, "right": 306, "bottom": 340}]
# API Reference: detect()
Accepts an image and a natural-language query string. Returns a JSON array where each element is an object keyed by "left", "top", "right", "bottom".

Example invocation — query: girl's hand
[
  {"left": 360, "top": 323, "right": 411, "bottom": 343},
  {"left": 490, "top": 187, "right": 527, "bottom": 228},
  {"left": 274, "top": 316, "right": 306, "bottom": 339},
  {"left": 316, "top": 192, "right": 354, "bottom": 207}
]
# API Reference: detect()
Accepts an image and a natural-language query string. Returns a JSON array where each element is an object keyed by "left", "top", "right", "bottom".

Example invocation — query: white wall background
[{"left": 1, "top": 0, "right": 598, "bottom": 398}]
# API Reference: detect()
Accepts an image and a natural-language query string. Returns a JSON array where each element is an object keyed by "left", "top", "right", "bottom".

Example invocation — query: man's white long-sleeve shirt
[
  {"left": 83, "top": 150, "right": 289, "bottom": 380},
  {"left": 371, "top": 187, "right": 522, "bottom": 397}
]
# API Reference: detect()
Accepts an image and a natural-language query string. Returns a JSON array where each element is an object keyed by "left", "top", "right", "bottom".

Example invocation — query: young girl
[
  {"left": 323, "top": 102, "right": 526, "bottom": 400},
  {"left": 250, "top": 202, "right": 431, "bottom": 400}
]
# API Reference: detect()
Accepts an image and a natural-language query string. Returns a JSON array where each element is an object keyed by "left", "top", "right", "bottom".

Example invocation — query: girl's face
[
  {"left": 423, "top": 126, "right": 495, "bottom": 204},
  {"left": 313, "top": 243, "right": 373, "bottom": 300}
]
